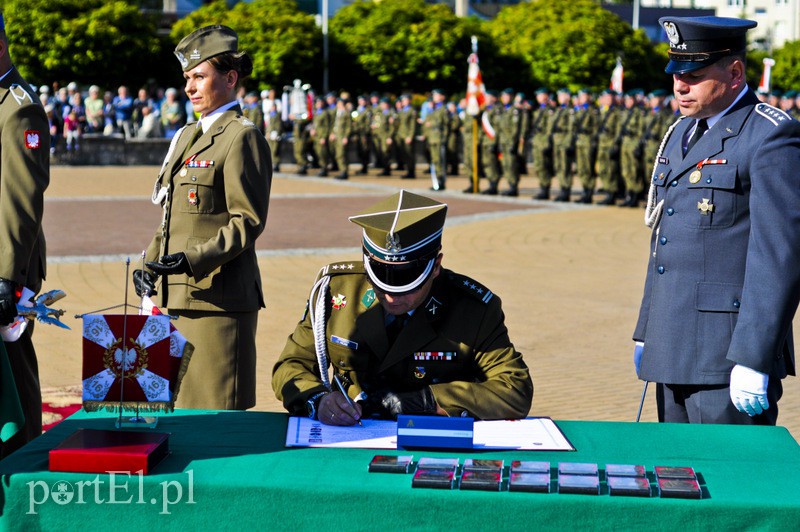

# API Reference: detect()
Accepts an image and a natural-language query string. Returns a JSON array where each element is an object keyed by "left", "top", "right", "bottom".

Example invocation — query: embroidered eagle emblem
[{"left": 25, "top": 130, "right": 40, "bottom": 149}]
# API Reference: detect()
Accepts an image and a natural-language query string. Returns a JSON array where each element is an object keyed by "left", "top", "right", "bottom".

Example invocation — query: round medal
[{"left": 689, "top": 170, "right": 702, "bottom": 184}]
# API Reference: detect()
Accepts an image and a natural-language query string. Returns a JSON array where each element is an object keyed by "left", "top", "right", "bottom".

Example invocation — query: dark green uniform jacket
[{"left": 273, "top": 262, "right": 533, "bottom": 420}]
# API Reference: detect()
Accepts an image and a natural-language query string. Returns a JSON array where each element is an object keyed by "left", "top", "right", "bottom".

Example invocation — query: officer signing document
[{"left": 273, "top": 191, "right": 533, "bottom": 425}]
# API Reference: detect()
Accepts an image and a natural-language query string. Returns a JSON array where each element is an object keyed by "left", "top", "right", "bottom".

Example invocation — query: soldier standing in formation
[
  {"left": 550, "top": 88, "right": 574, "bottom": 202},
  {"left": 329, "top": 97, "right": 352, "bottom": 180},
  {"left": 530, "top": 89, "right": 554, "bottom": 200},
  {"left": 492, "top": 88, "right": 522, "bottom": 196},
  {"left": 478, "top": 91, "right": 499, "bottom": 194},
  {"left": 371, "top": 97, "right": 394, "bottom": 176},
  {"left": 594, "top": 89, "right": 622, "bottom": 205},
  {"left": 639, "top": 89, "right": 673, "bottom": 207},
  {"left": 263, "top": 88, "right": 283, "bottom": 173},
  {"left": 423, "top": 89, "right": 449, "bottom": 190},
  {"left": 617, "top": 90, "right": 646, "bottom": 206},
  {"left": 572, "top": 89, "right": 599, "bottom": 203},
  {"left": 446, "top": 100, "right": 461, "bottom": 177},
  {"left": 352, "top": 95, "right": 372, "bottom": 174},
  {"left": 515, "top": 92, "right": 531, "bottom": 178},
  {"left": 395, "top": 93, "right": 417, "bottom": 179},
  {"left": 288, "top": 79, "right": 311, "bottom": 175},
  {"left": 311, "top": 96, "right": 332, "bottom": 177}
]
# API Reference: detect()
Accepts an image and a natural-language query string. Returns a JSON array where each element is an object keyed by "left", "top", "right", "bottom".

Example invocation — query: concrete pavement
[{"left": 36, "top": 165, "right": 800, "bottom": 440}]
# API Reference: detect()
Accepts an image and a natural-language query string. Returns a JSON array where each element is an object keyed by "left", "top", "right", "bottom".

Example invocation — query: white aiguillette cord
[
  {"left": 151, "top": 124, "right": 191, "bottom": 205},
  {"left": 308, "top": 274, "right": 332, "bottom": 392}
]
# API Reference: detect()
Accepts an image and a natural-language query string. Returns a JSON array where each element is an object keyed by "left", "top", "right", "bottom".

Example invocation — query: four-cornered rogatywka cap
[{"left": 350, "top": 191, "right": 447, "bottom": 295}]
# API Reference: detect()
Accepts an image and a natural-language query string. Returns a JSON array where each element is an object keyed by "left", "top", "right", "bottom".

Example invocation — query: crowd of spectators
[{"left": 38, "top": 81, "right": 205, "bottom": 156}]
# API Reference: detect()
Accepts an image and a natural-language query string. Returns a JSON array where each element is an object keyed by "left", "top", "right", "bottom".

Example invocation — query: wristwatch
[{"left": 306, "top": 391, "right": 329, "bottom": 419}]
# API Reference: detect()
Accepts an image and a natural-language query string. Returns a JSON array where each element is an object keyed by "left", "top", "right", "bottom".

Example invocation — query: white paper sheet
[{"left": 285, "top": 417, "right": 574, "bottom": 451}]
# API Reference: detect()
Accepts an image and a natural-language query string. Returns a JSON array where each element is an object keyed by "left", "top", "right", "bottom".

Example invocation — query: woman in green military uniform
[
  {"left": 272, "top": 191, "right": 533, "bottom": 425},
  {"left": 134, "top": 25, "right": 271, "bottom": 410}
]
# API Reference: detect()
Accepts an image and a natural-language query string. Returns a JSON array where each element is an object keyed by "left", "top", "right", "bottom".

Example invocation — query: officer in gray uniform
[
  {"left": 273, "top": 191, "right": 533, "bottom": 424},
  {"left": 634, "top": 16, "right": 800, "bottom": 425}
]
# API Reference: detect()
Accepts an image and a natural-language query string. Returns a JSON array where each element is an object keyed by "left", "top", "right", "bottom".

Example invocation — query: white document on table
[{"left": 285, "top": 417, "right": 574, "bottom": 451}]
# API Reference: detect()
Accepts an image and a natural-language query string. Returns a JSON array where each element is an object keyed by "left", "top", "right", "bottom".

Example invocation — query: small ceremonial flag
[
  {"left": 81, "top": 299, "right": 192, "bottom": 412},
  {"left": 466, "top": 48, "right": 486, "bottom": 117},
  {"left": 610, "top": 57, "right": 624, "bottom": 94},
  {"left": 758, "top": 58, "right": 775, "bottom": 94}
]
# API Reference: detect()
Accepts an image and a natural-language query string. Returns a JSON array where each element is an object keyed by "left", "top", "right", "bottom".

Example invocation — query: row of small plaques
[{"left": 368, "top": 456, "right": 703, "bottom": 498}]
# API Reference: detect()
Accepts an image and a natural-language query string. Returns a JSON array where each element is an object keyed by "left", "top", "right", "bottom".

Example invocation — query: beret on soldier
[
  {"left": 350, "top": 191, "right": 447, "bottom": 295},
  {"left": 660, "top": 16, "right": 756, "bottom": 75},
  {"left": 174, "top": 25, "right": 240, "bottom": 72}
]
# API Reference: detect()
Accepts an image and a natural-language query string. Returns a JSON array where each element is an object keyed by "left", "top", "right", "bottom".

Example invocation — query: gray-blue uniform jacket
[{"left": 634, "top": 88, "right": 800, "bottom": 385}]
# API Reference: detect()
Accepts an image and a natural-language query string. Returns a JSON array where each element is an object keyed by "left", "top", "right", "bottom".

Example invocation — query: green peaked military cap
[
  {"left": 174, "top": 25, "right": 239, "bottom": 72},
  {"left": 349, "top": 190, "right": 447, "bottom": 263}
]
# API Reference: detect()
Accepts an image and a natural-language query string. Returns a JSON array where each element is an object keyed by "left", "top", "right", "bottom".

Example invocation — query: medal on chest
[{"left": 689, "top": 157, "right": 727, "bottom": 184}]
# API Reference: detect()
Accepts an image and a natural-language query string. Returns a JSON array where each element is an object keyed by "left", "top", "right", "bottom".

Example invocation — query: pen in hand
[{"left": 333, "top": 374, "right": 363, "bottom": 426}]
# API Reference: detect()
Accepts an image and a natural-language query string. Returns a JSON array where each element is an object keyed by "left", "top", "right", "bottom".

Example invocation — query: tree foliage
[
  {"left": 770, "top": 42, "right": 800, "bottom": 91},
  {"left": 330, "top": 0, "right": 476, "bottom": 93},
  {"left": 488, "top": 0, "right": 662, "bottom": 92},
  {"left": 170, "top": 0, "right": 321, "bottom": 91},
  {"left": 1, "top": 0, "right": 161, "bottom": 88}
]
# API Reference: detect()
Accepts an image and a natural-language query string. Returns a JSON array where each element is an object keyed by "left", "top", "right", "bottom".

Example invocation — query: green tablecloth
[{"left": 1, "top": 410, "right": 799, "bottom": 531}]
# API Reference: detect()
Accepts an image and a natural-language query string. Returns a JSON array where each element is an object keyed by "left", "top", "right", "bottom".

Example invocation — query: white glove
[
  {"left": 633, "top": 342, "right": 644, "bottom": 376},
  {"left": 729, "top": 364, "right": 769, "bottom": 416}
]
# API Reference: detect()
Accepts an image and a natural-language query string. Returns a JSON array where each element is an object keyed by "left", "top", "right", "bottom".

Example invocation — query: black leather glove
[
  {"left": 0, "top": 278, "right": 18, "bottom": 326},
  {"left": 360, "top": 387, "right": 437, "bottom": 420},
  {"left": 132, "top": 269, "right": 158, "bottom": 297},
  {"left": 145, "top": 253, "right": 192, "bottom": 276}
]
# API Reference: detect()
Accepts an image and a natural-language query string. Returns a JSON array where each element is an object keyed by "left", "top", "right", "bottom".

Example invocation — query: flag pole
[
  {"left": 469, "top": 36, "right": 481, "bottom": 193},
  {"left": 117, "top": 257, "right": 130, "bottom": 428}
]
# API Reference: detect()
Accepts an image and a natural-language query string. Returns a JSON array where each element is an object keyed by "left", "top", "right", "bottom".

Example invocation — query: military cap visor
[
  {"left": 363, "top": 255, "right": 437, "bottom": 295},
  {"left": 174, "top": 25, "right": 240, "bottom": 72},
  {"left": 660, "top": 16, "right": 756, "bottom": 75}
]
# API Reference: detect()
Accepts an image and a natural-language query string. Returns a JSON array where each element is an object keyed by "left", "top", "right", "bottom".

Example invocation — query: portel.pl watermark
[{"left": 27, "top": 469, "right": 195, "bottom": 515}]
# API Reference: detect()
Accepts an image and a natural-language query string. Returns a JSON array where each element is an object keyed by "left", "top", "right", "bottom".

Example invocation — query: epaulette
[
  {"left": 755, "top": 103, "right": 792, "bottom": 126},
  {"left": 446, "top": 271, "right": 494, "bottom": 304},
  {"left": 319, "top": 260, "right": 364, "bottom": 277},
  {"left": 234, "top": 114, "right": 257, "bottom": 129}
]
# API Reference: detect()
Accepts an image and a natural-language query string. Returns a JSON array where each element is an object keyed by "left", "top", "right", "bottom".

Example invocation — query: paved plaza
[{"left": 36, "top": 165, "right": 800, "bottom": 440}]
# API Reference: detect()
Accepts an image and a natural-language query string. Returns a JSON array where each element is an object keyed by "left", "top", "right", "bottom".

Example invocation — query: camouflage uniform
[
  {"left": 550, "top": 101, "right": 574, "bottom": 201},
  {"left": 530, "top": 101, "right": 554, "bottom": 199},
  {"left": 572, "top": 99, "right": 599, "bottom": 203}
]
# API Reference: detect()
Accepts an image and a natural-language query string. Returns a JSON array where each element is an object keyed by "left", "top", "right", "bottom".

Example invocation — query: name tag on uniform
[
  {"left": 331, "top": 335, "right": 358, "bottom": 350},
  {"left": 414, "top": 352, "right": 457, "bottom": 361}
]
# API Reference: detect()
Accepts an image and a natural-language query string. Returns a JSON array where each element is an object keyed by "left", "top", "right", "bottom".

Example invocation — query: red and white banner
[
  {"left": 610, "top": 57, "right": 624, "bottom": 94},
  {"left": 466, "top": 52, "right": 486, "bottom": 117},
  {"left": 758, "top": 58, "right": 775, "bottom": 94}
]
